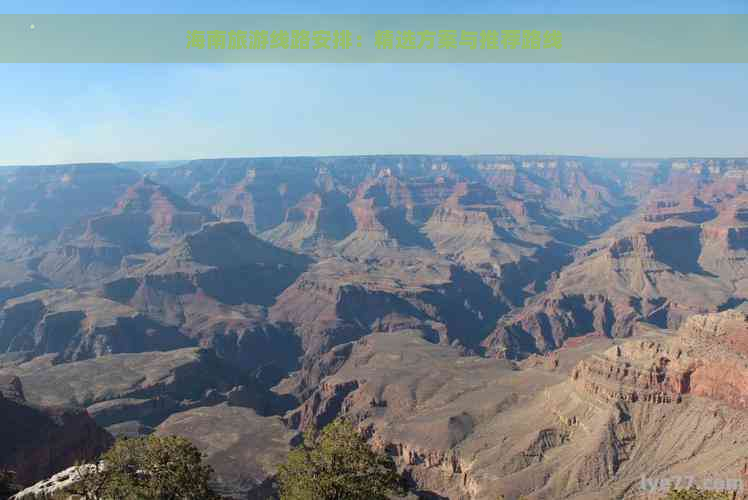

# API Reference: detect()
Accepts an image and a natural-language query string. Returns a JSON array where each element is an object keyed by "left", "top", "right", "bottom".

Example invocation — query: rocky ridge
[
  {"left": 2, "top": 156, "right": 748, "bottom": 498},
  {"left": 0, "top": 375, "right": 112, "bottom": 487}
]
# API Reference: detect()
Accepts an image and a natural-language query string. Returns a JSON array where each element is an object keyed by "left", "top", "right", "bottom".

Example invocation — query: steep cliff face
[
  {"left": 277, "top": 331, "right": 574, "bottom": 499},
  {"left": 282, "top": 312, "right": 748, "bottom": 500},
  {"left": 35, "top": 178, "right": 216, "bottom": 287},
  {"left": 103, "top": 221, "right": 310, "bottom": 315},
  {"left": 700, "top": 196, "right": 748, "bottom": 291},
  {"left": 95, "top": 222, "right": 310, "bottom": 377},
  {"left": 423, "top": 180, "right": 581, "bottom": 305},
  {"left": 4, "top": 156, "right": 748, "bottom": 500},
  {"left": 109, "top": 177, "right": 217, "bottom": 250},
  {"left": 269, "top": 254, "right": 507, "bottom": 363},
  {"left": 0, "top": 263, "right": 48, "bottom": 306},
  {"left": 269, "top": 257, "right": 444, "bottom": 358},
  {"left": 484, "top": 191, "right": 748, "bottom": 359},
  {"left": 0, "top": 375, "right": 112, "bottom": 487},
  {"left": 471, "top": 163, "right": 748, "bottom": 359},
  {"left": 0, "top": 289, "right": 192, "bottom": 362},
  {"left": 0, "top": 347, "right": 274, "bottom": 436},
  {"left": 549, "top": 310, "right": 748, "bottom": 499},
  {"left": 207, "top": 164, "right": 319, "bottom": 233},
  {"left": 262, "top": 191, "right": 357, "bottom": 252},
  {"left": 0, "top": 165, "right": 140, "bottom": 254},
  {"left": 334, "top": 172, "right": 449, "bottom": 257},
  {"left": 274, "top": 341, "right": 355, "bottom": 402},
  {"left": 37, "top": 239, "right": 132, "bottom": 287},
  {"left": 587, "top": 309, "right": 748, "bottom": 410},
  {"left": 642, "top": 196, "right": 717, "bottom": 223}
]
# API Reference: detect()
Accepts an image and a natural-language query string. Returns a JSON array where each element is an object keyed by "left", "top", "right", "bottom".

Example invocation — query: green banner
[{"left": 1, "top": 14, "right": 747, "bottom": 62}]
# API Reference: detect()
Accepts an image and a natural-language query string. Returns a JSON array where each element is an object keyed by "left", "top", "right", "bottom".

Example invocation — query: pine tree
[{"left": 277, "top": 419, "right": 404, "bottom": 500}]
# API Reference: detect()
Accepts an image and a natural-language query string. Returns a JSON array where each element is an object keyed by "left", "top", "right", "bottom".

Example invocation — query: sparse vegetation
[
  {"left": 101, "top": 435, "right": 218, "bottom": 500},
  {"left": 665, "top": 487, "right": 734, "bottom": 499},
  {"left": 277, "top": 419, "right": 404, "bottom": 500},
  {"left": 64, "top": 435, "right": 219, "bottom": 500}
]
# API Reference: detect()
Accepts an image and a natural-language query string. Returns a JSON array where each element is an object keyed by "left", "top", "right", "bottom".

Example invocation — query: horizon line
[{"left": 3, "top": 152, "right": 748, "bottom": 169}]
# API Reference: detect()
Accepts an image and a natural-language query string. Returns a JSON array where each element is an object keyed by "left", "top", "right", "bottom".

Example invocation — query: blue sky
[
  {"left": 1, "top": 0, "right": 747, "bottom": 165},
  {"left": 4, "top": 0, "right": 748, "bottom": 15}
]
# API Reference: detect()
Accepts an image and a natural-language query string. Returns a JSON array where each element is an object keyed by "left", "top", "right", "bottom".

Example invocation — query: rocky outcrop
[
  {"left": 571, "top": 342, "right": 690, "bottom": 405},
  {"left": 207, "top": 162, "right": 319, "bottom": 233},
  {"left": 117, "top": 221, "right": 310, "bottom": 304},
  {"left": 4, "top": 156, "right": 748, "bottom": 500},
  {"left": 484, "top": 294, "right": 624, "bottom": 357},
  {"left": 269, "top": 261, "right": 442, "bottom": 360},
  {"left": 10, "top": 463, "right": 102, "bottom": 499},
  {"left": 275, "top": 341, "right": 355, "bottom": 402},
  {"left": 35, "top": 178, "right": 216, "bottom": 287},
  {"left": 283, "top": 314, "right": 748, "bottom": 500},
  {"left": 275, "top": 331, "right": 564, "bottom": 499},
  {"left": 269, "top": 255, "right": 506, "bottom": 362},
  {"left": 37, "top": 241, "right": 131, "bottom": 287},
  {"left": 0, "top": 375, "right": 112, "bottom": 487},
  {"left": 333, "top": 172, "right": 455, "bottom": 257},
  {"left": 112, "top": 178, "right": 216, "bottom": 250},
  {"left": 642, "top": 196, "right": 716, "bottom": 223},
  {"left": 0, "top": 347, "right": 274, "bottom": 436},
  {"left": 572, "top": 310, "right": 748, "bottom": 409},
  {"left": 261, "top": 191, "right": 356, "bottom": 251},
  {"left": 702, "top": 196, "right": 748, "bottom": 252},
  {"left": 284, "top": 379, "right": 360, "bottom": 430},
  {"left": 0, "top": 165, "right": 140, "bottom": 255},
  {"left": 484, "top": 210, "right": 746, "bottom": 359},
  {"left": 96, "top": 222, "right": 311, "bottom": 376},
  {"left": 0, "top": 289, "right": 193, "bottom": 362}
]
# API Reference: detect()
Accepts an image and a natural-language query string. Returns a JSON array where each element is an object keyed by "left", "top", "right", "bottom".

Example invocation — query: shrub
[
  {"left": 665, "top": 487, "right": 734, "bottom": 499},
  {"left": 277, "top": 419, "right": 404, "bottom": 500},
  {"left": 75, "top": 435, "right": 219, "bottom": 500}
]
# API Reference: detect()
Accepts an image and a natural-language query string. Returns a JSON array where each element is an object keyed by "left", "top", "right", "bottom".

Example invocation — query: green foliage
[
  {"left": 665, "top": 487, "right": 733, "bottom": 499},
  {"left": 277, "top": 419, "right": 404, "bottom": 500},
  {"left": 19, "top": 493, "right": 73, "bottom": 500},
  {"left": 76, "top": 435, "right": 219, "bottom": 500}
]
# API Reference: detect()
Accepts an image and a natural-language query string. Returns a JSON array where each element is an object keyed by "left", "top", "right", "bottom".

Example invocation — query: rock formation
[
  {"left": 0, "top": 289, "right": 192, "bottom": 362},
  {"left": 484, "top": 177, "right": 748, "bottom": 359},
  {"left": 2, "top": 156, "right": 748, "bottom": 499},
  {"left": 0, "top": 375, "right": 112, "bottom": 487},
  {"left": 281, "top": 311, "right": 748, "bottom": 499},
  {"left": 36, "top": 178, "right": 216, "bottom": 287},
  {"left": 261, "top": 190, "right": 356, "bottom": 252}
]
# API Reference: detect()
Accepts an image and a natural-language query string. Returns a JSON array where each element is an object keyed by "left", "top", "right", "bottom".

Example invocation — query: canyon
[{"left": 1, "top": 155, "right": 747, "bottom": 499}]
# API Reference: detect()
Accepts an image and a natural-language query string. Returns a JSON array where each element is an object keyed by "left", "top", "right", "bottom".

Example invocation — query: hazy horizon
[{"left": 4, "top": 151, "right": 748, "bottom": 169}]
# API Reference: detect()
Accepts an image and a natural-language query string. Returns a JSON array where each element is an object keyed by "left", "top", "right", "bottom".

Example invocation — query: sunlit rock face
[{"left": 1, "top": 156, "right": 748, "bottom": 498}]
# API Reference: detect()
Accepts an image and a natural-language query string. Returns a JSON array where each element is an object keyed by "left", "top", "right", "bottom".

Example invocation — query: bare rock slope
[
  {"left": 285, "top": 310, "right": 748, "bottom": 500},
  {"left": 0, "top": 375, "right": 112, "bottom": 487}
]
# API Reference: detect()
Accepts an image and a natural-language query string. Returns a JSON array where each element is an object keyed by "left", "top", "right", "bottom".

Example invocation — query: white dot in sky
[{"left": 29, "top": 24, "right": 35, "bottom": 30}]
